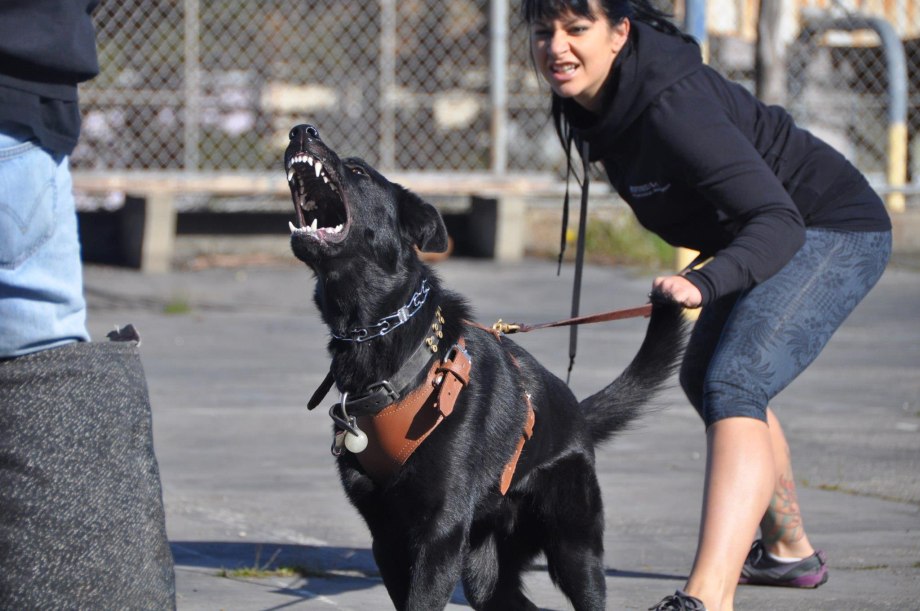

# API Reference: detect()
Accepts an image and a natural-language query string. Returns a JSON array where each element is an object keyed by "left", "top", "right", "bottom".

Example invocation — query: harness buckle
[
  {"left": 366, "top": 380, "right": 400, "bottom": 403},
  {"left": 443, "top": 342, "right": 472, "bottom": 366}
]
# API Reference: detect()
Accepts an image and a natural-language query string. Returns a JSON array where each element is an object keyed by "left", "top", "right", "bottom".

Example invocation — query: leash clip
[{"left": 491, "top": 319, "right": 521, "bottom": 334}]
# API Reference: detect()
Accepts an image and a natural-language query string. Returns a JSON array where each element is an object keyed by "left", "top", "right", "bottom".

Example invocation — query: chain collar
[{"left": 331, "top": 278, "right": 430, "bottom": 343}]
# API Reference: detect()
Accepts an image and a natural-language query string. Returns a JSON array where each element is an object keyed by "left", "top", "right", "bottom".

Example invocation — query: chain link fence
[
  {"left": 704, "top": 0, "right": 920, "bottom": 208},
  {"left": 73, "top": 0, "right": 920, "bottom": 205}
]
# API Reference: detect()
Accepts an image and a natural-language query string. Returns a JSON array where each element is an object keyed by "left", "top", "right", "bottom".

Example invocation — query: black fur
[{"left": 285, "top": 124, "right": 686, "bottom": 611}]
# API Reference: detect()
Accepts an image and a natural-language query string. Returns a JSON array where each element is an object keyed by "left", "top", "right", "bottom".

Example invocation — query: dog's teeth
[
  {"left": 310, "top": 218, "right": 319, "bottom": 232},
  {"left": 288, "top": 221, "right": 297, "bottom": 234},
  {"left": 315, "top": 161, "right": 324, "bottom": 178},
  {"left": 323, "top": 176, "right": 329, "bottom": 184},
  {"left": 287, "top": 168, "right": 295, "bottom": 182}
]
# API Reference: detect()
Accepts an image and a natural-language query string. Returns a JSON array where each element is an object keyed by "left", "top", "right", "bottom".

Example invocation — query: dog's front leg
[{"left": 402, "top": 522, "right": 469, "bottom": 610}]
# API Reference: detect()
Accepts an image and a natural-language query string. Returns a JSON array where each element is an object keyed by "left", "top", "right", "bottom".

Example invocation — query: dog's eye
[{"left": 349, "top": 165, "right": 368, "bottom": 177}]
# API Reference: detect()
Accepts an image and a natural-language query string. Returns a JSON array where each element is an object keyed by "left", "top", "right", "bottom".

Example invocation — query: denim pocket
[{"left": 0, "top": 141, "right": 57, "bottom": 269}]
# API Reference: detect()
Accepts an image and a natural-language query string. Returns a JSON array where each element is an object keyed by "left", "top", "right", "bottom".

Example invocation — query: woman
[{"left": 522, "top": 0, "right": 892, "bottom": 609}]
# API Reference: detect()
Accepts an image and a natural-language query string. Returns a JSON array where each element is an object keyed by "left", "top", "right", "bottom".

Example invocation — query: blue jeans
[
  {"left": 0, "top": 125, "right": 90, "bottom": 358},
  {"left": 680, "top": 228, "right": 892, "bottom": 428}
]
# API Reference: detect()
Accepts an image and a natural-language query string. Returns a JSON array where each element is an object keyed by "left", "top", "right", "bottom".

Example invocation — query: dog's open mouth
[{"left": 286, "top": 151, "right": 349, "bottom": 243}]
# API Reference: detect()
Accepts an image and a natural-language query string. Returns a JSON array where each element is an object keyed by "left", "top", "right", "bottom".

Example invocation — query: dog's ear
[{"left": 398, "top": 188, "right": 449, "bottom": 253}]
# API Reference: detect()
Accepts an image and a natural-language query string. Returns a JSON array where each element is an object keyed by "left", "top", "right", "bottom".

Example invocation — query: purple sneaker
[{"left": 739, "top": 540, "right": 829, "bottom": 588}]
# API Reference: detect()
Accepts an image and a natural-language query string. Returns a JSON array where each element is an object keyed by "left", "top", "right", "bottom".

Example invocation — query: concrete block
[{"left": 120, "top": 194, "right": 177, "bottom": 273}]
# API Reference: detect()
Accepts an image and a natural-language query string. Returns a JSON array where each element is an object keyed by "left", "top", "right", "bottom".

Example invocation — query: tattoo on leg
[{"left": 761, "top": 473, "right": 805, "bottom": 547}]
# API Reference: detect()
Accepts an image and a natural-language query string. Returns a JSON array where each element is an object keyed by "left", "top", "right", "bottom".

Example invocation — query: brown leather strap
[
  {"left": 434, "top": 344, "right": 472, "bottom": 418},
  {"left": 492, "top": 303, "right": 652, "bottom": 335},
  {"left": 355, "top": 340, "right": 470, "bottom": 484},
  {"left": 500, "top": 395, "right": 536, "bottom": 495},
  {"left": 352, "top": 336, "right": 536, "bottom": 495}
]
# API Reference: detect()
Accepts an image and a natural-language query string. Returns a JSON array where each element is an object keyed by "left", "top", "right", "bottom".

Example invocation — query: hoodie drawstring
[{"left": 564, "top": 139, "right": 590, "bottom": 384}]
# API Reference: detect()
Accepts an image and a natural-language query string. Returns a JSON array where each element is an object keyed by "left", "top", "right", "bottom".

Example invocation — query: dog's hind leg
[
  {"left": 540, "top": 458, "right": 607, "bottom": 611},
  {"left": 544, "top": 535, "right": 606, "bottom": 611}
]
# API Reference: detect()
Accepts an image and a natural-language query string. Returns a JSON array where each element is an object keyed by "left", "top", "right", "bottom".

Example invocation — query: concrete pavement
[{"left": 82, "top": 257, "right": 920, "bottom": 610}]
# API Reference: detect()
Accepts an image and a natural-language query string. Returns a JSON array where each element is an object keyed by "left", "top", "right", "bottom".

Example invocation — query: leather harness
[{"left": 324, "top": 334, "right": 536, "bottom": 495}]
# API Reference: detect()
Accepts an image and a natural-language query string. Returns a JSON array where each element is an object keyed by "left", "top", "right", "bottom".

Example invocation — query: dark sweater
[
  {"left": 0, "top": 0, "right": 100, "bottom": 155},
  {"left": 567, "top": 21, "right": 891, "bottom": 306}
]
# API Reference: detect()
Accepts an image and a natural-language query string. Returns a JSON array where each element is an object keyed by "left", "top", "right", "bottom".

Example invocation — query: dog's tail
[{"left": 579, "top": 300, "right": 687, "bottom": 445}]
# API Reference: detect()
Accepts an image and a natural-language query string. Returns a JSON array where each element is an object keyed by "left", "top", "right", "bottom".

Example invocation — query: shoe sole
[{"left": 739, "top": 569, "right": 829, "bottom": 588}]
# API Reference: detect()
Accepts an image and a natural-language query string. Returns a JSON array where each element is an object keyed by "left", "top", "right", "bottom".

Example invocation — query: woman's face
[{"left": 530, "top": 5, "right": 630, "bottom": 111}]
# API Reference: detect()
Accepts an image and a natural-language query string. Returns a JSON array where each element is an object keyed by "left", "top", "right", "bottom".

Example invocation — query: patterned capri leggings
[{"left": 680, "top": 228, "right": 892, "bottom": 428}]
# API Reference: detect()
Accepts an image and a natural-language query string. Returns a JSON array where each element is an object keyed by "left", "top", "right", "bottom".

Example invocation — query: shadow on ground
[
  {"left": 171, "top": 541, "right": 376, "bottom": 576},
  {"left": 171, "top": 540, "right": 686, "bottom": 608}
]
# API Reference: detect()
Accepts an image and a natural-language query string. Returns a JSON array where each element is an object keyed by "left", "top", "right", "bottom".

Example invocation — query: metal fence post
[
  {"left": 379, "top": 0, "right": 397, "bottom": 171},
  {"left": 490, "top": 0, "right": 509, "bottom": 175},
  {"left": 684, "top": 0, "right": 709, "bottom": 59},
  {"left": 678, "top": 0, "right": 708, "bottom": 289},
  {"left": 183, "top": 0, "right": 200, "bottom": 172}
]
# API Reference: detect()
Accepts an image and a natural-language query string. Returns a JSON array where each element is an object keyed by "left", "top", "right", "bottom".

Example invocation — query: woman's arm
[{"left": 648, "top": 92, "right": 805, "bottom": 305}]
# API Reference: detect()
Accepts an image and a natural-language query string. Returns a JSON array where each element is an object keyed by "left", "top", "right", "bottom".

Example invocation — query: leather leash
[
  {"left": 492, "top": 251, "right": 712, "bottom": 336},
  {"left": 491, "top": 302, "right": 652, "bottom": 335}
]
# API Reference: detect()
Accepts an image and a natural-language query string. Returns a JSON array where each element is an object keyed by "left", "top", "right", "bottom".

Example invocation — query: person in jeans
[
  {"left": 0, "top": 1, "right": 175, "bottom": 607},
  {"left": 521, "top": 0, "right": 892, "bottom": 609}
]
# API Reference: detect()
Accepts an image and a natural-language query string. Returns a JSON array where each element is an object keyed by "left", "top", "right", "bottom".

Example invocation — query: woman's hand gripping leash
[{"left": 649, "top": 254, "right": 710, "bottom": 309}]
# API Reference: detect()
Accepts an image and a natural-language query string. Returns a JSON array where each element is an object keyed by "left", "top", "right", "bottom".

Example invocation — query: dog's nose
[{"left": 289, "top": 124, "right": 321, "bottom": 144}]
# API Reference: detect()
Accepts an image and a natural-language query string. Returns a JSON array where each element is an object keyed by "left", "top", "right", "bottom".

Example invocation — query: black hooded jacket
[
  {"left": 566, "top": 21, "right": 890, "bottom": 306},
  {"left": 0, "top": 0, "right": 100, "bottom": 155}
]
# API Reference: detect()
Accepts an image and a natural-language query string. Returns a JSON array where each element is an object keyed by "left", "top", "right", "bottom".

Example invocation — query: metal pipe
[
  {"left": 684, "top": 0, "right": 708, "bottom": 58},
  {"left": 678, "top": 0, "right": 708, "bottom": 289},
  {"left": 807, "top": 17, "right": 908, "bottom": 212},
  {"left": 183, "top": 0, "right": 200, "bottom": 171},
  {"left": 379, "top": 0, "right": 397, "bottom": 171},
  {"left": 490, "top": 0, "right": 509, "bottom": 174}
]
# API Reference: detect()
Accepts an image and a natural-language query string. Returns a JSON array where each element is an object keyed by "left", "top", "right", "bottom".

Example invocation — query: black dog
[{"left": 285, "top": 124, "right": 685, "bottom": 611}]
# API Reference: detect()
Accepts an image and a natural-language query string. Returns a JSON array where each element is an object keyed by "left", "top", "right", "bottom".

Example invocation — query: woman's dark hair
[{"left": 521, "top": 0, "right": 685, "bottom": 38}]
